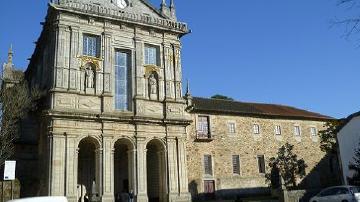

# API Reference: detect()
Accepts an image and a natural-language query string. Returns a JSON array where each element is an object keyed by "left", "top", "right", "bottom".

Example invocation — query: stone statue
[
  {"left": 85, "top": 67, "right": 94, "bottom": 89},
  {"left": 149, "top": 73, "right": 158, "bottom": 100}
]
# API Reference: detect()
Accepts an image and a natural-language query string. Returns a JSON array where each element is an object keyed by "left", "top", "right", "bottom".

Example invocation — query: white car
[
  {"left": 8, "top": 196, "right": 68, "bottom": 202},
  {"left": 310, "top": 186, "right": 360, "bottom": 202}
]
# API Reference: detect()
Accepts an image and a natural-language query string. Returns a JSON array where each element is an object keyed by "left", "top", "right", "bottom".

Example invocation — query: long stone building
[{"left": 3, "top": 0, "right": 340, "bottom": 202}]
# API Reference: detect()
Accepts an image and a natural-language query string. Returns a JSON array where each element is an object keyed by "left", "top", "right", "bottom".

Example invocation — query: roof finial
[
  {"left": 170, "top": 0, "right": 175, "bottom": 8},
  {"left": 8, "top": 44, "right": 13, "bottom": 64},
  {"left": 161, "top": 0, "right": 166, "bottom": 6},
  {"left": 185, "top": 79, "right": 191, "bottom": 97}
]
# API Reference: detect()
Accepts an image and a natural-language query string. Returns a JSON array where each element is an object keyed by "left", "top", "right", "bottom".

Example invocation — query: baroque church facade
[{"left": 4, "top": 0, "right": 340, "bottom": 202}]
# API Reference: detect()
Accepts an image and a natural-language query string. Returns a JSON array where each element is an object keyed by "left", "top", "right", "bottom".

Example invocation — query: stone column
[
  {"left": 136, "top": 138, "right": 148, "bottom": 202},
  {"left": 66, "top": 136, "right": 78, "bottom": 202},
  {"left": 49, "top": 133, "right": 66, "bottom": 196},
  {"left": 102, "top": 137, "right": 114, "bottom": 202},
  {"left": 167, "top": 137, "right": 179, "bottom": 201}
]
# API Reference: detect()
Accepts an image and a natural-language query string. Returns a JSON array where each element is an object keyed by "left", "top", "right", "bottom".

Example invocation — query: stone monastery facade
[{"left": 4, "top": 0, "right": 339, "bottom": 202}]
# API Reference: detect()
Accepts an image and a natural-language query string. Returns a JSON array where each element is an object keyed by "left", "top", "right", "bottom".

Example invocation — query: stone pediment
[{"left": 53, "top": 0, "right": 188, "bottom": 33}]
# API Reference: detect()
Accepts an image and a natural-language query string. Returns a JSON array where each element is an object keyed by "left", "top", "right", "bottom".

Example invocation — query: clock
[{"left": 115, "top": 0, "right": 128, "bottom": 9}]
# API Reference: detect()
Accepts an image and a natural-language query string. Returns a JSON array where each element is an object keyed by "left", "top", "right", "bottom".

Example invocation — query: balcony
[{"left": 195, "top": 132, "right": 213, "bottom": 142}]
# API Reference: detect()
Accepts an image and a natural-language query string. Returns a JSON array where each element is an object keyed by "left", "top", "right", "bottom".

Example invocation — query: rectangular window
[
  {"left": 204, "top": 180, "right": 215, "bottom": 199},
  {"left": 275, "top": 125, "right": 281, "bottom": 135},
  {"left": 144, "top": 45, "right": 158, "bottom": 65},
  {"left": 253, "top": 124, "right": 260, "bottom": 134},
  {"left": 228, "top": 122, "right": 236, "bottom": 134},
  {"left": 83, "top": 34, "right": 100, "bottom": 57},
  {"left": 294, "top": 126, "right": 301, "bottom": 136},
  {"left": 310, "top": 127, "right": 317, "bottom": 136},
  {"left": 232, "top": 155, "right": 240, "bottom": 175},
  {"left": 198, "top": 116, "right": 210, "bottom": 138},
  {"left": 257, "top": 155, "right": 266, "bottom": 174},
  {"left": 204, "top": 155, "right": 213, "bottom": 176},
  {"left": 115, "top": 50, "right": 131, "bottom": 111}
]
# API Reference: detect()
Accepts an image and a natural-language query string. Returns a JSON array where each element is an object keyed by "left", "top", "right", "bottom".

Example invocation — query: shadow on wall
[
  {"left": 189, "top": 180, "right": 272, "bottom": 202},
  {"left": 188, "top": 153, "right": 342, "bottom": 201}
]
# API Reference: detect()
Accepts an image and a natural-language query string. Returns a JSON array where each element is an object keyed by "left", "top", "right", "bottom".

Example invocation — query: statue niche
[
  {"left": 84, "top": 62, "right": 96, "bottom": 94},
  {"left": 148, "top": 72, "right": 159, "bottom": 100}
]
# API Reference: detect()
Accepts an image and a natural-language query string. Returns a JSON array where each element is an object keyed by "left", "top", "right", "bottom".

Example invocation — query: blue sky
[{"left": 0, "top": 0, "right": 359, "bottom": 118}]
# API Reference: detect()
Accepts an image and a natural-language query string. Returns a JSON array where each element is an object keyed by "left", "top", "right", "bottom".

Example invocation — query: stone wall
[{"left": 186, "top": 113, "right": 338, "bottom": 200}]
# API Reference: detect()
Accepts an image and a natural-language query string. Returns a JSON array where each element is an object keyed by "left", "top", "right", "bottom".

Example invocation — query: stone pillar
[
  {"left": 50, "top": 133, "right": 66, "bottom": 196},
  {"left": 102, "top": 137, "right": 114, "bottom": 202},
  {"left": 134, "top": 36, "right": 145, "bottom": 98},
  {"left": 69, "top": 26, "right": 79, "bottom": 91},
  {"left": 95, "top": 148, "right": 103, "bottom": 199},
  {"left": 177, "top": 138, "right": 191, "bottom": 201},
  {"left": 128, "top": 149, "right": 137, "bottom": 193},
  {"left": 136, "top": 138, "right": 148, "bottom": 202},
  {"left": 167, "top": 137, "right": 179, "bottom": 201},
  {"left": 66, "top": 136, "right": 78, "bottom": 202}
]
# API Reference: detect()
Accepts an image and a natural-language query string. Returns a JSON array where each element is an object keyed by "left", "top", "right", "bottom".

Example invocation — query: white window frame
[
  {"left": 275, "top": 125, "right": 282, "bottom": 135},
  {"left": 310, "top": 127, "right": 317, "bottom": 137},
  {"left": 253, "top": 124, "right": 260, "bottom": 134},
  {"left": 294, "top": 125, "right": 301, "bottom": 136},
  {"left": 228, "top": 121, "right": 236, "bottom": 134},
  {"left": 197, "top": 115, "right": 211, "bottom": 137}
]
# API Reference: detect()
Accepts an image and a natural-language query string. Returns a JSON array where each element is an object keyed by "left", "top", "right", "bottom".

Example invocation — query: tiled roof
[{"left": 191, "top": 97, "right": 333, "bottom": 120}]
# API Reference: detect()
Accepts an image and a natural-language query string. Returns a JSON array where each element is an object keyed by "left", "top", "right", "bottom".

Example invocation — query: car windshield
[{"left": 350, "top": 187, "right": 360, "bottom": 193}]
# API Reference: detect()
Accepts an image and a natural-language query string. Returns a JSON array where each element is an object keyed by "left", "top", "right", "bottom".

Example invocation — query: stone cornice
[{"left": 51, "top": 0, "right": 189, "bottom": 35}]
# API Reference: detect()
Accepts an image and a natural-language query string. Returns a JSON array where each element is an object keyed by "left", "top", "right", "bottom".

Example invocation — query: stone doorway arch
[
  {"left": 146, "top": 139, "right": 167, "bottom": 202},
  {"left": 77, "top": 137, "right": 101, "bottom": 202},
  {"left": 114, "top": 138, "right": 135, "bottom": 202}
]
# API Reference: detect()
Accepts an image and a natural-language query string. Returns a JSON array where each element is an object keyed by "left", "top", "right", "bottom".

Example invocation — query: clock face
[{"left": 116, "top": 0, "right": 128, "bottom": 9}]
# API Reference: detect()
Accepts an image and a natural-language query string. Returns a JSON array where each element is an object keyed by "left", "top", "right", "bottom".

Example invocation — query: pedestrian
[{"left": 128, "top": 190, "right": 134, "bottom": 202}]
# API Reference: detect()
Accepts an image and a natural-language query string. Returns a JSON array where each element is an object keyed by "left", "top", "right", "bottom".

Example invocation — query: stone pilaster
[
  {"left": 128, "top": 149, "right": 137, "bottom": 193},
  {"left": 167, "top": 137, "right": 179, "bottom": 201},
  {"left": 136, "top": 138, "right": 148, "bottom": 202},
  {"left": 65, "top": 136, "right": 78, "bottom": 202},
  {"left": 134, "top": 36, "right": 145, "bottom": 99},
  {"left": 177, "top": 137, "right": 191, "bottom": 201},
  {"left": 163, "top": 44, "right": 175, "bottom": 99},
  {"left": 102, "top": 137, "right": 114, "bottom": 202},
  {"left": 103, "top": 31, "right": 112, "bottom": 94},
  {"left": 69, "top": 26, "right": 79, "bottom": 91},
  {"left": 50, "top": 133, "right": 66, "bottom": 196},
  {"left": 55, "top": 24, "right": 70, "bottom": 89}
]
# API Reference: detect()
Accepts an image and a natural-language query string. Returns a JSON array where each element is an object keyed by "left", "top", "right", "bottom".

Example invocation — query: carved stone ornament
[
  {"left": 144, "top": 65, "right": 160, "bottom": 78},
  {"left": 78, "top": 55, "right": 102, "bottom": 71}
]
